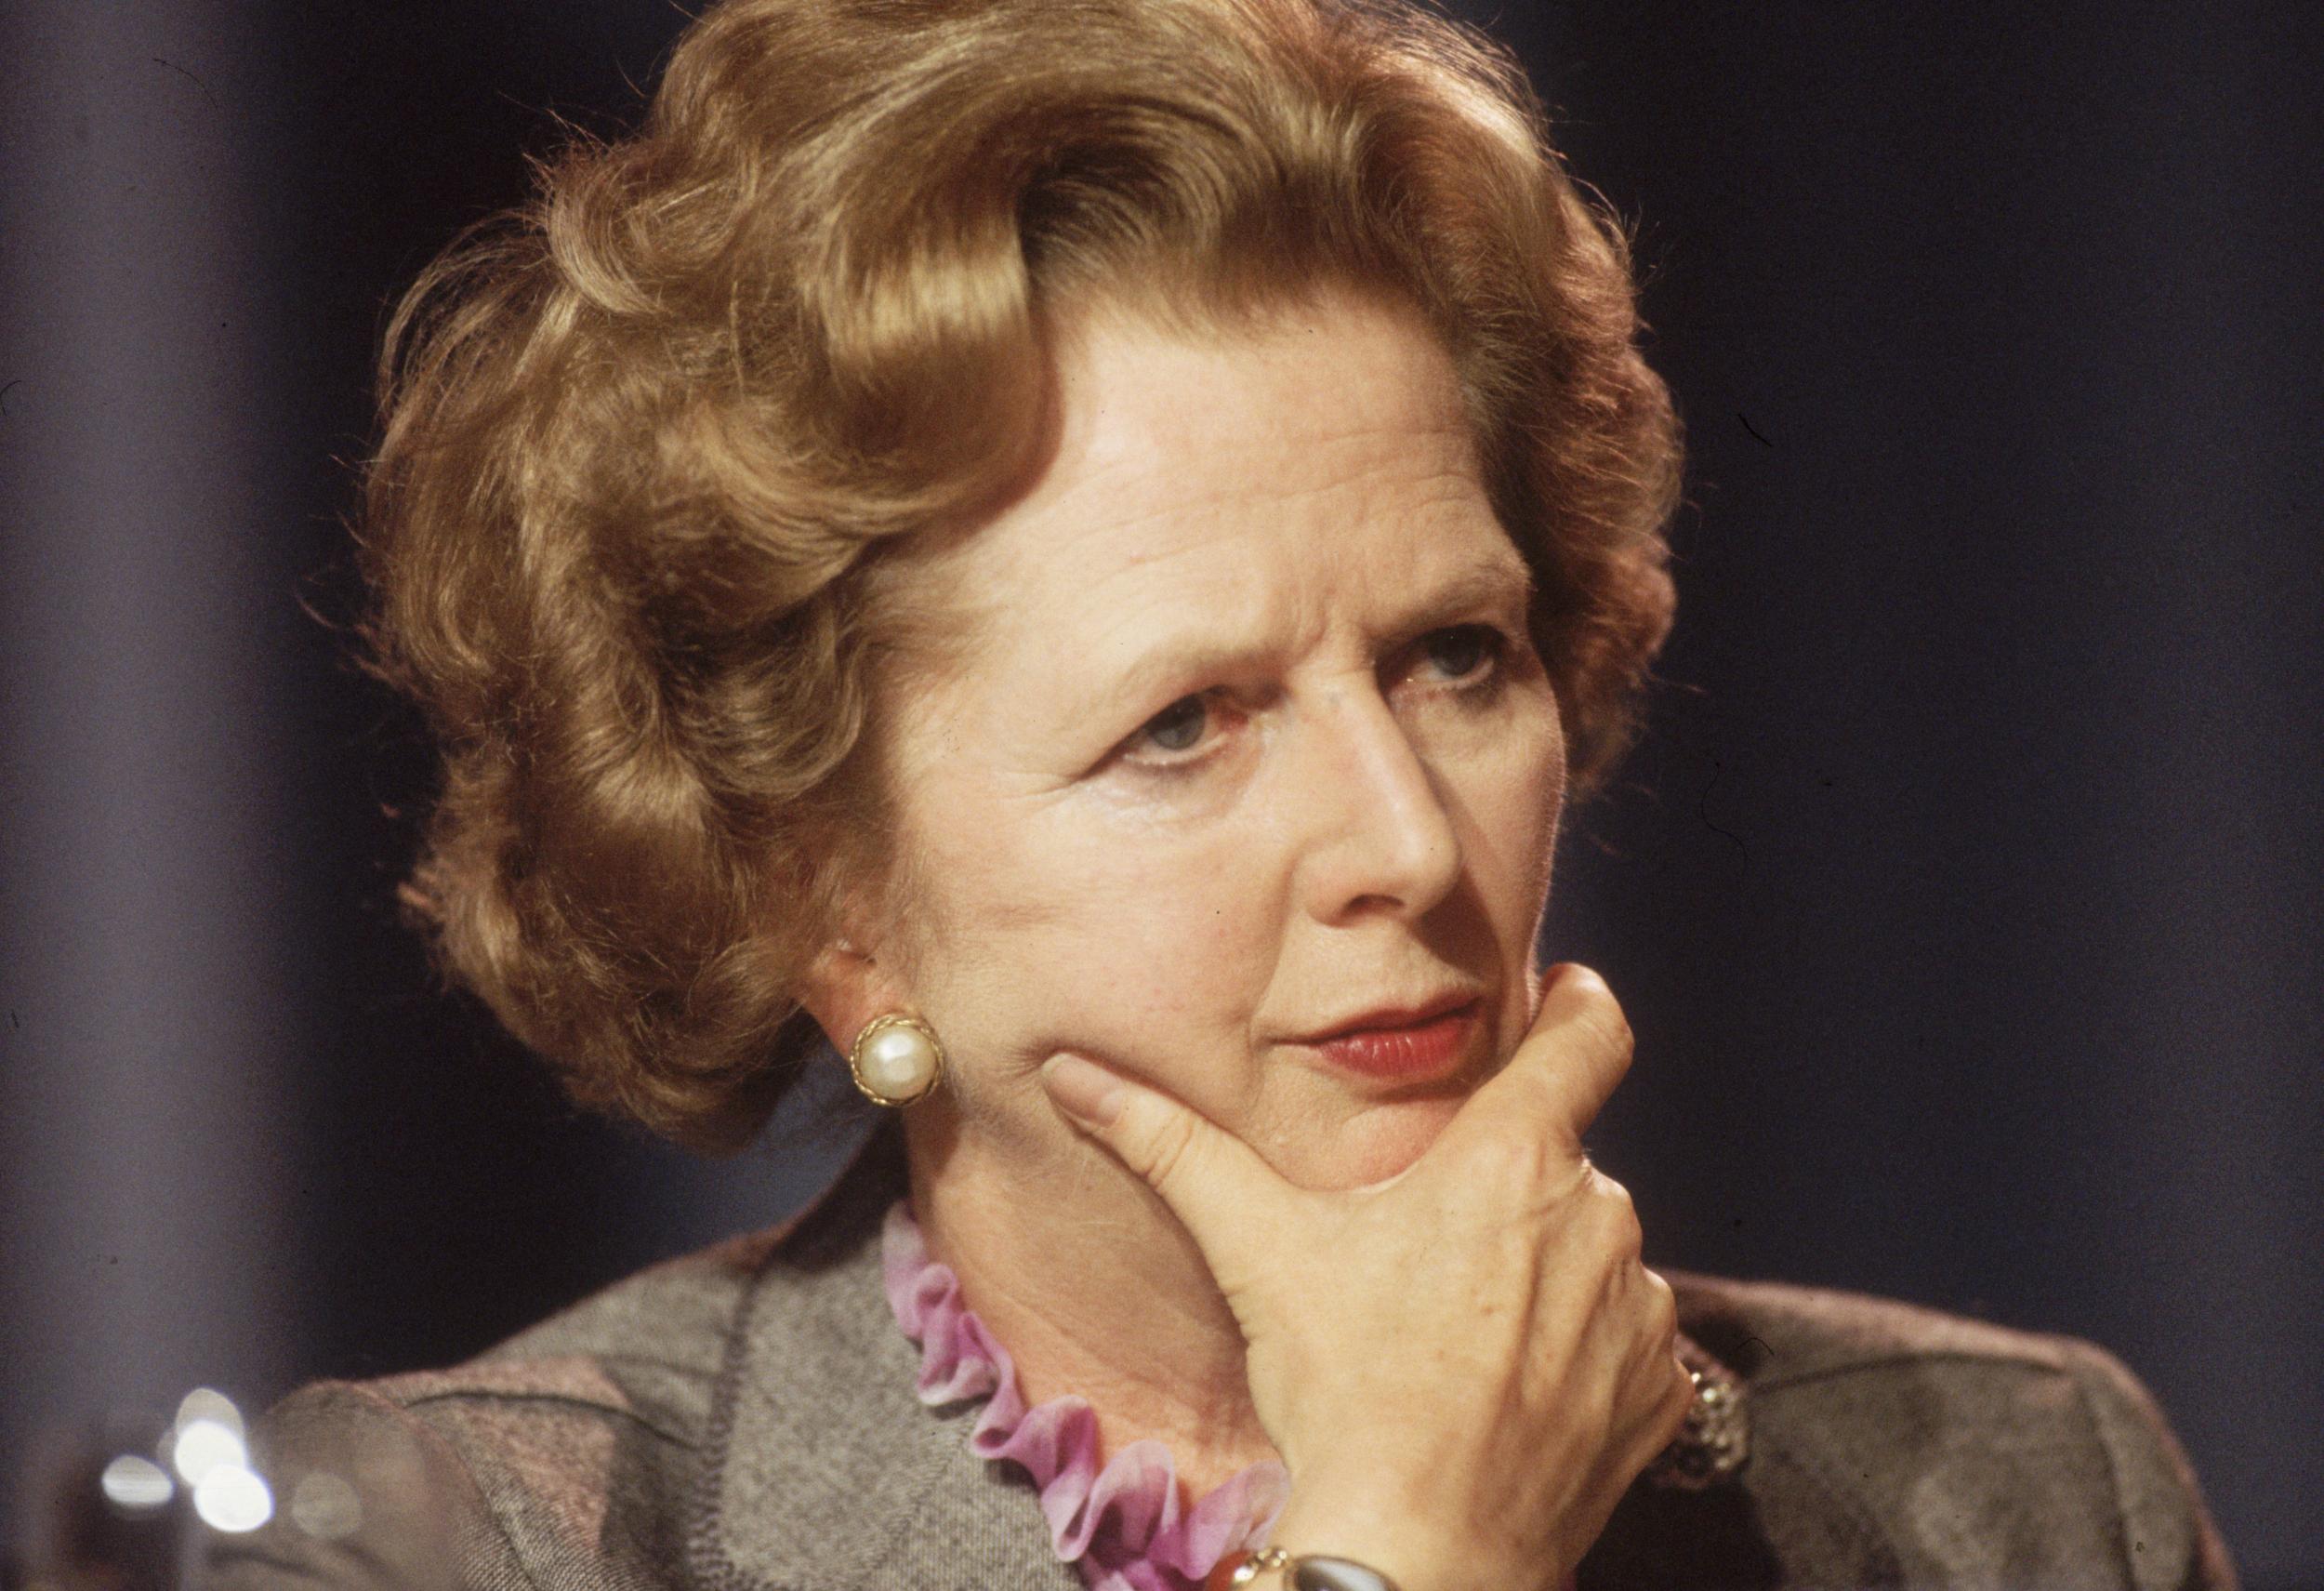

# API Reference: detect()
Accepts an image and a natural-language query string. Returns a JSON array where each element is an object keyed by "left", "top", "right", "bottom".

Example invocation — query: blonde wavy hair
[{"left": 362, "top": 0, "right": 1683, "bottom": 1151}]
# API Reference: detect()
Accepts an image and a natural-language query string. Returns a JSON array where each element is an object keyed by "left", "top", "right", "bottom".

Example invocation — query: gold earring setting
[{"left": 848, "top": 1013, "right": 945, "bottom": 1107}]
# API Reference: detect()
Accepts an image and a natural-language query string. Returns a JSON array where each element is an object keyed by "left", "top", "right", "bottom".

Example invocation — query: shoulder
[
  {"left": 456, "top": 1224, "right": 784, "bottom": 1427},
  {"left": 195, "top": 1122, "right": 910, "bottom": 1590},
  {"left": 195, "top": 1228, "right": 786, "bottom": 1591},
  {"left": 1660, "top": 1271, "right": 2238, "bottom": 1591},
  {"left": 376, "top": 1221, "right": 783, "bottom": 1465},
  {"left": 1673, "top": 1266, "right": 2100, "bottom": 1385}
]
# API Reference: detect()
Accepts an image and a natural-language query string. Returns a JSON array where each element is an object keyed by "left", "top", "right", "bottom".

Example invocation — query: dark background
[{"left": 4, "top": 2, "right": 2317, "bottom": 1584}]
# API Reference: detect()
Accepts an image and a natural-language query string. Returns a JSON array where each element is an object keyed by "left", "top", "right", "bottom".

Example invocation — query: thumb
[
  {"left": 1038, "top": 1052, "right": 1291, "bottom": 1286},
  {"left": 1418, "top": 961, "right": 1632, "bottom": 1178}
]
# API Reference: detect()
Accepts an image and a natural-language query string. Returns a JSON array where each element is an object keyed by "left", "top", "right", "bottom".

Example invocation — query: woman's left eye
[
  {"left": 1138, "top": 694, "right": 1214, "bottom": 755},
  {"left": 1413, "top": 624, "right": 1508, "bottom": 686}
]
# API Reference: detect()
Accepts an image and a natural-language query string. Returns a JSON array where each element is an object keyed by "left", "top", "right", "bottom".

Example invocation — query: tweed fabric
[{"left": 198, "top": 1115, "right": 2238, "bottom": 1591}]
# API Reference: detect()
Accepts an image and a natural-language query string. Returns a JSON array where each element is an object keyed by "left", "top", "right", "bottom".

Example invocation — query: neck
[{"left": 900, "top": 1097, "right": 1281, "bottom": 1500}]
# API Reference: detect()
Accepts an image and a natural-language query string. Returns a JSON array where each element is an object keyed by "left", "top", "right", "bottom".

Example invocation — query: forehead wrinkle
[
  {"left": 1062, "top": 406, "right": 1481, "bottom": 527},
  {"left": 1050, "top": 327, "right": 1479, "bottom": 505},
  {"left": 1042, "top": 456, "right": 1496, "bottom": 629},
  {"left": 1062, "top": 522, "right": 1533, "bottom": 733},
  {"left": 1023, "top": 417, "right": 1479, "bottom": 551}
]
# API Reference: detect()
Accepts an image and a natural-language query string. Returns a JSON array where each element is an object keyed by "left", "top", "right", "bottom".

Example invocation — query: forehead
[
  {"left": 1040, "top": 285, "right": 1484, "bottom": 528},
  {"left": 900, "top": 285, "right": 1523, "bottom": 721}
]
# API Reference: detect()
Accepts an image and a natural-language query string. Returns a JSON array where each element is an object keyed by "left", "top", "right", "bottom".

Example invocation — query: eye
[
  {"left": 1141, "top": 695, "right": 1211, "bottom": 753},
  {"left": 1116, "top": 682, "right": 1266, "bottom": 774},
  {"left": 1410, "top": 624, "right": 1510, "bottom": 689}
]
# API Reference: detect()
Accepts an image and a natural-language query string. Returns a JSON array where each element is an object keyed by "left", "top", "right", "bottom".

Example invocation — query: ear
[{"left": 795, "top": 931, "right": 918, "bottom": 1061}]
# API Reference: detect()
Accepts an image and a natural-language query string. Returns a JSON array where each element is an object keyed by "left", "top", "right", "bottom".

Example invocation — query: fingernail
[{"left": 1039, "top": 1054, "right": 1127, "bottom": 1127}]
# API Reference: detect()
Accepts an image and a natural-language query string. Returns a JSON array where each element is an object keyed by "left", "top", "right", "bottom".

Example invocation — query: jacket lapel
[{"left": 687, "top": 1117, "right": 1084, "bottom": 1591}]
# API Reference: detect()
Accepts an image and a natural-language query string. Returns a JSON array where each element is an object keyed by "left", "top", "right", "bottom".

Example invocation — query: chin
[{"left": 1293, "top": 1093, "right": 1469, "bottom": 1190}]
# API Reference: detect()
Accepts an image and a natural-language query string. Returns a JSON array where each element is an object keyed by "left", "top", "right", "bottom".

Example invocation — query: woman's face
[{"left": 858, "top": 284, "right": 1566, "bottom": 1191}]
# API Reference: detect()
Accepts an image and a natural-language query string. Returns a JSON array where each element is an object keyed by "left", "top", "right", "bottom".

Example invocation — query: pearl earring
[{"left": 847, "top": 1013, "right": 945, "bottom": 1107}]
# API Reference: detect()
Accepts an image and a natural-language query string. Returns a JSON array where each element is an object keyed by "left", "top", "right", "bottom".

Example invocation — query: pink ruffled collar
[{"left": 880, "top": 1197, "right": 1291, "bottom": 1591}]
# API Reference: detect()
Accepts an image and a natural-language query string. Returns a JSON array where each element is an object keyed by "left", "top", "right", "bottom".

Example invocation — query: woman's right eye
[{"left": 1135, "top": 695, "right": 1213, "bottom": 758}]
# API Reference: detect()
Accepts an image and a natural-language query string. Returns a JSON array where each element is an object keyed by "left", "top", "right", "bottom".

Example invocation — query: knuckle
[
  {"left": 1586, "top": 1172, "right": 1645, "bottom": 1262},
  {"left": 1575, "top": 983, "right": 1635, "bottom": 1062},
  {"left": 1467, "top": 1118, "right": 1557, "bottom": 1187},
  {"left": 1551, "top": 961, "right": 1613, "bottom": 1004},
  {"left": 1549, "top": 964, "right": 1633, "bottom": 1058},
  {"left": 1659, "top": 1359, "right": 1697, "bottom": 1439},
  {"left": 1639, "top": 1267, "right": 1680, "bottom": 1352}
]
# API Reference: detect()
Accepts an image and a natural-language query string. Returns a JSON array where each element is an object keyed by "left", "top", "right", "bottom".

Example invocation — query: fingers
[
  {"left": 1037, "top": 1053, "right": 1290, "bottom": 1287},
  {"left": 1433, "top": 963, "right": 1634, "bottom": 1172}
]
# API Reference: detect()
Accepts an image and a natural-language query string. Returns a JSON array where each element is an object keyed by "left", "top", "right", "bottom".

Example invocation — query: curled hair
[{"left": 362, "top": 0, "right": 1682, "bottom": 1150}]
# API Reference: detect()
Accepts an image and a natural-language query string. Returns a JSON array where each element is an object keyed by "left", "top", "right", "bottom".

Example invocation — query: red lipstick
[{"left": 1301, "top": 1000, "right": 1481, "bottom": 1081}]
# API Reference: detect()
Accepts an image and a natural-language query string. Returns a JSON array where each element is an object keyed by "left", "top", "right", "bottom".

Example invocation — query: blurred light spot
[
  {"left": 193, "top": 1465, "right": 273, "bottom": 1533},
  {"left": 289, "top": 1470, "right": 362, "bottom": 1539},
  {"left": 168, "top": 1418, "right": 247, "bottom": 1486},
  {"left": 175, "top": 1388, "right": 246, "bottom": 1441},
  {"left": 99, "top": 1454, "right": 176, "bottom": 1511}
]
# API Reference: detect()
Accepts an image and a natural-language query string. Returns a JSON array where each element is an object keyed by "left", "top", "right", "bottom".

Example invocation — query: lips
[
  {"left": 1292, "top": 988, "right": 1482, "bottom": 1046},
  {"left": 1292, "top": 997, "right": 1485, "bottom": 1082}
]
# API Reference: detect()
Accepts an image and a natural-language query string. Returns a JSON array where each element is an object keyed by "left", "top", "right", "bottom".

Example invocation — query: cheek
[
  {"left": 1466, "top": 697, "right": 1565, "bottom": 1051},
  {"left": 1520, "top": 731, "right": 1565, "bottom": 908},
  {"left": 911, "top": 801, "right": 1278, "bottom": 1086},
  {"left": 1462, "top": 692, "right": 1565, "bottom": 903}
]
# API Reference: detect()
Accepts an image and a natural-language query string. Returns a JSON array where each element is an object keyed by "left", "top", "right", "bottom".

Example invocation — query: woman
[{"left": 202, "top": 1, "right": 2236, "bottom": 1587}]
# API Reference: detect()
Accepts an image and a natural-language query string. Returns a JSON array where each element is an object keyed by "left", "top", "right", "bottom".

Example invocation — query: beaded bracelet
[{"left": 1204, "top": 1546, "right": 1401, "bottom": 1591}]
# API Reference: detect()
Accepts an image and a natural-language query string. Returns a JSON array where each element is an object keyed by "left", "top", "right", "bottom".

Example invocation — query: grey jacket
[{"left": 199, "top": 1118, "right": 2238, "bottom": 1591}]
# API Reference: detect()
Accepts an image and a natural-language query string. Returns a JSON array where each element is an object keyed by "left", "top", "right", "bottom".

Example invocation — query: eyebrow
[{"left": 1088, "top": 552, "right": 1538, "bottom": 721}]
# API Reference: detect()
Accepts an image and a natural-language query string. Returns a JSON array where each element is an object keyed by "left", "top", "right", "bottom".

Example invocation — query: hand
[{"left": 1037, "top": 963, "right": 1695, "bottom": 1591}]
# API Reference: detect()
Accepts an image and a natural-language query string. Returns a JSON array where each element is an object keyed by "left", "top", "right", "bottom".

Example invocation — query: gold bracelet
[
  {"left": 1209, "top": 1546, "right": 1402, "bottom": 1591},
  {"left": 1219, "top": 1546, "right": 1290, "bottom": 1588}
]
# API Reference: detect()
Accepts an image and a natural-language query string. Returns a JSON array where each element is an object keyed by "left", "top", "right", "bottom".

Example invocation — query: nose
[{"left": 1294, "top": 677, "right": 1464, "bottom": 923}]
